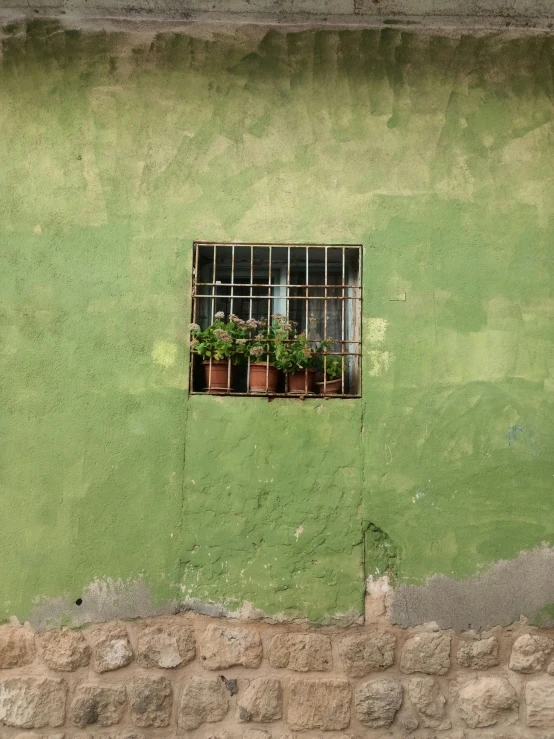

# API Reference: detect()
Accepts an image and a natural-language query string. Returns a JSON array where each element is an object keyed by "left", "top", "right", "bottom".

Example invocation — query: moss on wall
[{"left": 1, "top": 22, "right": 553, "bottom": 624}]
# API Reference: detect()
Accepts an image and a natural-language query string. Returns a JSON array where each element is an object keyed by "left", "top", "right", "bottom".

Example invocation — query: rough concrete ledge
[{"left": 1, "top": 1, "right": 553, "bottom": 33}]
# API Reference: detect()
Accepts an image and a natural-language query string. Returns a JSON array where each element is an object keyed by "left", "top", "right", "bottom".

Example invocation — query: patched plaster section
[
  {"left": 389, "top": 546, "right": 554, "bottom": 631},
  {"left": 28, "top": 578, "right": 178, "bottom": 630},
  {"left": 27, "top": 579, "right": 363, "bottom": 630}
]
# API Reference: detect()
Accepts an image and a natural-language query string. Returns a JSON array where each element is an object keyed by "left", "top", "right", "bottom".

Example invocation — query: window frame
[{"left": 189, "top": 241, "right": 362, "bottom": 398}]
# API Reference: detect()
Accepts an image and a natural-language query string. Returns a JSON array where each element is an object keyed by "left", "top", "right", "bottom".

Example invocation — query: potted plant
[
  {"left": 247, "top": 316, "right": 281, "bottom": 393},
  {"left": 273, "top": 326, "right": 318, "bottom": 394},
  {"left": 190, "top": 312, "right": 251, "bottom": 392},
  {"left": 315, "top": 353, "right": 343, "bottom": 395}
]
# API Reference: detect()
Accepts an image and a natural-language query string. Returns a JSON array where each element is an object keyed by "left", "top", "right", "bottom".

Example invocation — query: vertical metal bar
[
  {"left": 286, "top": 245, "right": 291, "bottom": 395},
  {"left": 211, "top": 244, "right": 216, "bottom": 323},
  {"left": 305, "top": 246, "right": 309, "bottom": 337},
  {"left": 249, "top": 245, "right": 254, "bottom": 320},
  {"left": 191, "top": 243, "right": 200, "bottom": 394},
  {"left": 286, "top": 246, "right": 291, "bottom": 319},
  {"left": 267, "top": 245, "right": 272, "bottom": 394},
  {"left": 324, "top": 245, "right": 328, "bottom": 395},
  {"left": 193, "top": 245, "right": 199, "bottom": 325},
  {"left": 247, "top": 245, "right": 253, "bottom": 393},
  {"left": 358, "top": 245, "right": 362, "bottom": 397},
  {"left": 228, "top": 244, "right": 234, "bottom": 395},
  {"left": 230, "top": 244, "right": 235, "bottom": 318},
  {"left": 341, "top": 246, "right": 345, "bottom": 396},
  {"left": 208, "top": 245, "right": 216, "bottom": 392}
]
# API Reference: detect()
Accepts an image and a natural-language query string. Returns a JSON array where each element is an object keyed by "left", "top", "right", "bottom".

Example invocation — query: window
[{"left": 190, "top": 242, "right": 361, "bottom": 397}]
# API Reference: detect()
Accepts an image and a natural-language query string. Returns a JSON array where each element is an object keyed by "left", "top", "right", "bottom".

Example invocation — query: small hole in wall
[{"left": 75, "top": 598, "right": 83, "bottom": 606}]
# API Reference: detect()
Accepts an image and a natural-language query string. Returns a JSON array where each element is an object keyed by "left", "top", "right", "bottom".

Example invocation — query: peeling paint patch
[
  {"left": 389, "top": 546, "right": 554, "bottom": 631},
  {"left": 151, "top": 340, "right": 178, "bottom": 368},
  {"left": 367, "top": 349, "right": 392, "bottom": 376},
  {"left": 367, "top": 574, "right": 390, "bottom": 597},
  {"left": 366, "top": 317, "right": 387, "bottom": 344},
  {"left": 180, "top": 598, "right": 363, "bottom": 626}
]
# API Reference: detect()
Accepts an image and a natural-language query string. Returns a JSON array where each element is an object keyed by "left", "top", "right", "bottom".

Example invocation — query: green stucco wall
[{"left": 1, "top": 22, "right": 554, "bottom": 626}]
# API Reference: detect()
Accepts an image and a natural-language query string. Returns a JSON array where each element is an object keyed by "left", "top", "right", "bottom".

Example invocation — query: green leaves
[
  {"left": 190, "top": 313, "right": 342, "bottom": 377},
  {"left": 190, "top": 315, "right": 250, "bottom": 365}
]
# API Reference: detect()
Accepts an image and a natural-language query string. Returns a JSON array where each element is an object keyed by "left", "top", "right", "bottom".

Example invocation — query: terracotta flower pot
[
  {"left": 316, "top": 378, "right": 342, "bottom": 395},
  {"left": 202, "top": 360, "right": 233, "bottom": 393},
  {"left": 288, "top": 368, "right": 316, "bottom": 394},
  {"left": 249, "top": 363, "right": 279, "bottom": 393}
]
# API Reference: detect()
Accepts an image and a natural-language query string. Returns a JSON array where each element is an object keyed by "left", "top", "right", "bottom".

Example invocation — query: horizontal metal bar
[
  {"left": 190, "top": 342, "right": 361, "bottom": 349},
  {"left": 194, "top": 294, "right": 361, "bottom": 300},
  {"left": 190, "top": 391, "right": 361, "bottom": 398},
  {"left": 194, "top": 241, "right": 362, "bottom": 248},
  {"left": 189, "top": 346, "right": 361, "bottom": 352},
  {"left": 196, "top": 283, "right": 361, "bottom": 289}
]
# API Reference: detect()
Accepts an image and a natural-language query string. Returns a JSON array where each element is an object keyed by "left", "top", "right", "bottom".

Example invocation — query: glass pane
[
  {"left": 345, "top": 247, "right": 360, "bottom": 286},
  {"left": 197, "top": 244, "right": 214, "bottom": 284},
  {"left": 270, "top": 247, "right": 288, "bottom": 319},
  {"left": 195, "top": 245, "right": 216, "bottom": 327},
  {"left": 288, "top": 246, "right": 307, "bottom": 330}
]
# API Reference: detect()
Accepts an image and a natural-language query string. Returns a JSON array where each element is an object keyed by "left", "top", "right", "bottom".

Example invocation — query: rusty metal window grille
[{"left": 190, "top": 242, "right": 362, "bottom": 397}]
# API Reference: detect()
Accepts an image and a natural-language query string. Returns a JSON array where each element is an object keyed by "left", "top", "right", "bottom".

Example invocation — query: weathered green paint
[{"left": 1, "top": 23, "right": 554, "bottom": 624}]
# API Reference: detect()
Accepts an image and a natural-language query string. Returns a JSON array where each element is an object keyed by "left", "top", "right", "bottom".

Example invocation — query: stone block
[
  {"left": 400, "top": 632, "right": 451, "bottom": 675},
  {"left": 399, "top": 713, "right": 419, "bottom": 733},
  {"left": 89, "top": 623, "right": 133, "bottom": 673},
  {"left": 0, "top": 677, "right": 67, "bottom": 728},
  {"left": 509, "top": 634, "right": 554, "bottom": 673},
  {"left": 129, "top": 676, "right": 172, "bottom": 727},
  {"left": 354, "top": 677, "right": 403, "bottom": 728},
  {"left": 136, "top": 620, "right": 195, "bottom": 669},
  {"left": 407, "top": 676, "right": 450, "bottom": 729},
  {"left": 179, "top": 676, "right": 229, "bottom": 730},
  {"left": 40, "top": 630, "right": 91, "bottom": 671},
  {"left": 0, "top": 625, "right": 36, "bottom": 668},
  {"left": 199, "top": 624, "right": 262, "bottom": 670},
  {"left": 338, "top": 631, "right": 395, "bottom": 677},
  {"left": 286, "top": 678, "right": 351, "bottom": 730},
  {"left": 268, "top": 633, "right": 332, "bottom": 672},
  {"left": 456, "top": 676, "right": 518, "bottom": 728},
  {"left": 525, "top": 680, "right": 554, "bottom": 728},
  {"left": 457, "top": 637, "right": 499, "bottom": 670},
  {"left": 69, "top": 684, "right": 126, "bottom": 728},
  {"left": 240, "top": 730, "right": 271, "bottom": 739},
  {"left": 237, "top": 677, "right": 282, "bottom": 722}
]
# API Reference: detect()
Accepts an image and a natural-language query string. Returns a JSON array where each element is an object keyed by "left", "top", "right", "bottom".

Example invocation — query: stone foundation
[{"left": 3, "top": 612, "right": 554, "bottom": 738}]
